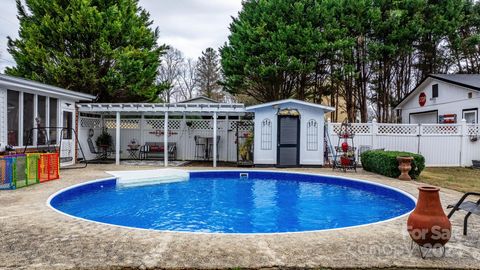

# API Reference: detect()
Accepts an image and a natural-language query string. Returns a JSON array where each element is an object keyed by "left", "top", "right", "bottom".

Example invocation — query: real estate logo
[{"left": 419, "top": 92, "right": 427, "bottom": 107}]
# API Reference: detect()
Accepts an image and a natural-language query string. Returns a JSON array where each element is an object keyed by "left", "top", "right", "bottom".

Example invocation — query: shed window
[
  {"left": 260, "top": 118, "right": 272, "bottom": 150},
  {"left": 432, "top": 84, "right": 439, "bottom": 98},
  {"left": 7, "top": 90, "right": 19, "bottom": 146},
  {"left": 306, "top": 119, "right": 318, "bottom": 151}
]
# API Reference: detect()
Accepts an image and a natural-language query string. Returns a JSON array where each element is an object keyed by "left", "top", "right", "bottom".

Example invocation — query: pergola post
[
  {"left": 213, "top": 111, "right": 217, "bottom": 167},
  {"left": 225, "top": 114, "right": 229, "bottom": 162},
  {"left": 164, "top": 111, "right": 168, "bottom": 167},
  {"left": 115, "top": 111, "right": 121, "bottom": 165},
  {"left": 182, "top": 113, "right": 186, "bottom": 161}
]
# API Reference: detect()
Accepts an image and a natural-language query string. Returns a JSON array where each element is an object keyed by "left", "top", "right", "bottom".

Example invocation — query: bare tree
[
  {"left": 177, "top": 58, "right": 198, "bottom": 101},
  {"left": 157, "top": 47, "right": 184, "bottom": 103}
]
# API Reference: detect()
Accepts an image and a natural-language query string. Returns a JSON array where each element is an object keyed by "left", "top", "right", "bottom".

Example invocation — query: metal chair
[
  {"left": 447, "top": 192, "right": 480, "bottom": 235},
  {"left": 87, "top": 138, "right": 106, "bottom": 160},
  {"left": 194, "top": 136, "right": 206, "bottom": 160},
  {"left": 207, "top": 136, "right": 221, "bottom": 160}
]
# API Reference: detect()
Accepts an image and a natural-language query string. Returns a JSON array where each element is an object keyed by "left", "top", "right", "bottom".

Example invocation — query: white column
[
  {"left": 45, "top": 98, "right": 50, "bottom": 143},
  {"left": 19, "top": 92, "right": 24, "bottom": 147},
  {"left": 140, "top": 112, "right": 145, "bottom": 147},
  {"left": 115, "top": 111, "right": 121, "bottom": 165},
  {"left": 33, "top": 94, "right": 38, "bottom": 146},
  {"left": 371, "top": 118, "right": 378, "bottom": 149},
  {"left": 225, "top": 114, "right": 229, "bottom": 162},
  {"left": 460, "top": 119, "right": 467, "bottom": 167},
  {"left": 182, "top": 113, "right": 186, "bottom": 161},
  {"left": 164, "top": 111, "right": 168, "bottom": 167},
  {"left": 213, "top": 112, "right": 217, "bottom": 167}
]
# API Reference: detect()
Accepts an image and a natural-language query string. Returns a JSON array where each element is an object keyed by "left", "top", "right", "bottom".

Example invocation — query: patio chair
[
  {"left": 194, "top": 136, "right": 206, "bottom": 160},
  {"left": 207, "top": 136, "right": 221, "bottom": 160},
  {"left": 87, "top": 138, "right": 105, "bottom": 160},
  {"left": 447, "top": 192, "right": 480, "bottom": 235}
]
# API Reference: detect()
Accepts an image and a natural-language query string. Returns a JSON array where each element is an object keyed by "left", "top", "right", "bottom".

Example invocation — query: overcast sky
[{"left": 0, "top": 0, "right": 243, "bottom": 72}]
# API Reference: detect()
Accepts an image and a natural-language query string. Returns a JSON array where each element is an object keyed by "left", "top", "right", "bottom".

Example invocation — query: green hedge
[{"left": 360, "top": 150, "right": 425, "bottom": 179}]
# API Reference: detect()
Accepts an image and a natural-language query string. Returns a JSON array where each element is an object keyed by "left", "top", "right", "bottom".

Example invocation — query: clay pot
[
  {"left": 407, "top": 186, "right": 451, "bottom": 248},
  {"left": 397, "top": 156, "right": 413, "bottom": 181}
]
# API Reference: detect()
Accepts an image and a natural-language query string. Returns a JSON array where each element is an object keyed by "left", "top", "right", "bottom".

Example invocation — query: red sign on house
[{"left": 419, "top": 92, "right": 427, "bottom": 107}]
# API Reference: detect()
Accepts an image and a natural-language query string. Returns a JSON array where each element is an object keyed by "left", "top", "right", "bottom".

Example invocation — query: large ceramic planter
[
  {"left": 407, "top": 186, "right": 451, "bottom": 248},
  {"left": 397, "top": 156, "right": 413, "bottom": 181}
]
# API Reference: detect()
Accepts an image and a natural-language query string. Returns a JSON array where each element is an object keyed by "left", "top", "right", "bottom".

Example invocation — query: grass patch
[{"left": 417, "top": 167, "right": 480, "bottom": 193}]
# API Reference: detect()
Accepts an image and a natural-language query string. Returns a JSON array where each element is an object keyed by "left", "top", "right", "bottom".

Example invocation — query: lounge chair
[
  {"left": 447, "top": 192, "right": 480, "bottom": 235},
  {"left": 87, "top": 138, "right": 113, "bottom": 160}
]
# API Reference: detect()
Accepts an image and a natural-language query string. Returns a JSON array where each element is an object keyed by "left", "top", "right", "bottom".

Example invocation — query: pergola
[{"left": 77, "top": 102, "right": 247, "bottom": 167}]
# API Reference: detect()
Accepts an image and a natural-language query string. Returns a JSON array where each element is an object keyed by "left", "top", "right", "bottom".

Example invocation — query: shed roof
[
  {"left": 0, "top": 74, "right": 95, "bottom": 101},
  {"left": 177, "top": 96, "right": 219, "bottom": 103},
  {"left": 245, "top": 99, "right": 335, "bottom": 112}
]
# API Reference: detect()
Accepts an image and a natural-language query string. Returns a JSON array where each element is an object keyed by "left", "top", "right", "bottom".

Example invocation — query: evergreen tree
[
  {"left": 6, "top": 0, "right": 166, "bottom": 102},
  {"left": 196, "top": 47, "right": 223, "bottom": 100}
]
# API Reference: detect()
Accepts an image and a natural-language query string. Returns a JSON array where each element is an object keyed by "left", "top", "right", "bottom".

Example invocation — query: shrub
[{"left": 361, "top": 150, "right": 425, "bottom": 179}]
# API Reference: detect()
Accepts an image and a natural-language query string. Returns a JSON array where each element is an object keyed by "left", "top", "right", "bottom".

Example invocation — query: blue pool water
[{"left": 50, "top": 171, "right": 415, "bottom": 233}]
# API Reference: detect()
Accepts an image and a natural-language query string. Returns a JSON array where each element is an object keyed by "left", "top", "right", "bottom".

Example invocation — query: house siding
[{"left": 400, "top": 79, "right": 480, "bottom": 123}]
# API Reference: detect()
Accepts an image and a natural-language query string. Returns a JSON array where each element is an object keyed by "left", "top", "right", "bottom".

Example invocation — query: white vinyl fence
[
  {"left": 326, "top": 120, "right": 480, "bottom": 167},
  {"left": 78, "top": 115, "right": 252, "bottom": 162}
]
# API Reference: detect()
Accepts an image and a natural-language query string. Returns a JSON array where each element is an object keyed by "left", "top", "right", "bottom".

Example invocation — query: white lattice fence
[
  {"left": 327, "top": 121, "right": 480, "bottom": 166},
  {"left": 378, "top": 124, "right": 418, "bottom": 135}
]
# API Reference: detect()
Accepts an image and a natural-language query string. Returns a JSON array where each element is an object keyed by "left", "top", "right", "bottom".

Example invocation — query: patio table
[{"left": 198, "top": 136, "right": 219, "bottom": 161}]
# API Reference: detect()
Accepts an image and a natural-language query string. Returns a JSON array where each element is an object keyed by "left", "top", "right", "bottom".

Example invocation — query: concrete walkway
[{"left": 0, "top": 165, "right": 479, "bottom": 269}]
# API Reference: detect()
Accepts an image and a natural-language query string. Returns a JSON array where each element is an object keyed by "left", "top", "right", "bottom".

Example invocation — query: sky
[{"left": 0, "top": 0, "right": 243, "bottom": 72}]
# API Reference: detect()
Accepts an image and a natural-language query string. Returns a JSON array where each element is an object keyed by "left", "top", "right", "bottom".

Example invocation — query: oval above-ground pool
[{"left": 49, "top": 171, "right": 416, "bottom": 233}]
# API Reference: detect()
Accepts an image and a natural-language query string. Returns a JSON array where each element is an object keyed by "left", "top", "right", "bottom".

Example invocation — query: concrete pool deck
[{"left": 0, "top": 164, "right": 479, "bottom": 269}]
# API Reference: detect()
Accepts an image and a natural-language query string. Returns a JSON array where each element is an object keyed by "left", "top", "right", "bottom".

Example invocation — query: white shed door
[{"left": 410, "top": 112, "right": 437, "bottom": 124}]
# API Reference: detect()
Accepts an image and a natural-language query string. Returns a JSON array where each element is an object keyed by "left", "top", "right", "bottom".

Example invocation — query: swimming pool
[{"left": 49, "top": 171, "right": 416, "bottom": 233}]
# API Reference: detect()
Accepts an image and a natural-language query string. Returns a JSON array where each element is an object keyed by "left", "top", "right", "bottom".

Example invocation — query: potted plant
[
  {"left": 96, "top": 129, "right": 113, "bottom": 150},
  {"left": 239, "top": 132, "right": 253, "bottom": 161}
]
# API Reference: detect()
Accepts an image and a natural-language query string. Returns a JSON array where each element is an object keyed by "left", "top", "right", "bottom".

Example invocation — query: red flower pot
[
  {"left": 407, "top": 186, "right": 451, "bottom": 248},
  {"left": 341, "top": 141, "right": 349, "bottom": 152},
  {"left": 340, "top": 156, "right": 351, "bottom": 166}
]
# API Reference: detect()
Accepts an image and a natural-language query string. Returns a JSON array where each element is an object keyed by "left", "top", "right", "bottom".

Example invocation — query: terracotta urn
[
  {"left": 407, "top": 186, "right": 451, "bottom": 248},
  {"left": 397, "top": 156, "right": 414, "bottom": 181}
]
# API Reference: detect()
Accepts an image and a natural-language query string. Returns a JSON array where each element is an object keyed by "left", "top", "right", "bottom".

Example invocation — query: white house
[
  {"left": 246, "top": 99, "right": 334, "bottom": 167},
  {"left": 395, "top": 74, "right": 480, "bottom": 124},
  {"left": 0, "top": 74, "right": 95, "bottom": 165}
]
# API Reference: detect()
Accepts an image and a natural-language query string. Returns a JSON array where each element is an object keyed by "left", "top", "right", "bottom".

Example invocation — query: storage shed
[{"left": 246, "top": 99, "right": 335, "bottom": 167}]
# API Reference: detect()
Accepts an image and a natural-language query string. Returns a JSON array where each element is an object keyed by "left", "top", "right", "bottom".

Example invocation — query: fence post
[
  {"left": 417, "top": 124, "right": 422, "bottom": 154},
  {"left": 460, "top": 119, "right": 467, "bottom": 167},
  {"left": 371, "top": 119, "right": 378, "bottom": 149}
]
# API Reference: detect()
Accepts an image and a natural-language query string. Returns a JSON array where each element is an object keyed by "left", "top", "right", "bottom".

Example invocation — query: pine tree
[
  {"left": 6, "top": 0, "right": 167, "bottom": 102},
  {"left": 196, "top": 47, "right": 223, "bottom": 101}
]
